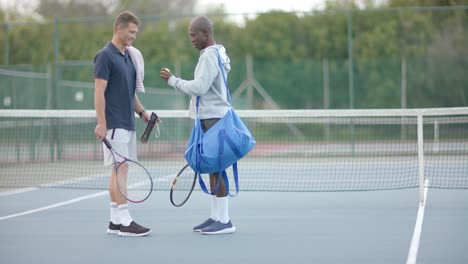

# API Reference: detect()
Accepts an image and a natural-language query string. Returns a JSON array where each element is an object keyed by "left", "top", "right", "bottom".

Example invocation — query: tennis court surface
[{"left": 1, "top": 108, "right": 467, "bottom": 263}]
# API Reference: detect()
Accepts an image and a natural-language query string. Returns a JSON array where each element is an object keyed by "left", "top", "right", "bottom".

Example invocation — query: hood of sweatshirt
[{"left": 203, "top": 44, "right": 231, "bottom": 74}]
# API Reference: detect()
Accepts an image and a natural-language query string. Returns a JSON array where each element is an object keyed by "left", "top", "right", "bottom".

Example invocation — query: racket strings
[{"left": 116, "top": 161, "right": 153, "bottom": 203}]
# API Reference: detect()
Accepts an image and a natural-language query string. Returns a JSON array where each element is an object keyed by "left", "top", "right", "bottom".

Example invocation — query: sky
[
  {"left": 1, "top": 0, "right": 327, "bottom": 17},
  {"left": 1, "top": 0, "right": 389, "bottom": 22},
  {"left": 1, "top": 0, "right": 390, "bottom": 15},
  {"left": 195, "top": 0, "right": 327, "bottom": 14}
]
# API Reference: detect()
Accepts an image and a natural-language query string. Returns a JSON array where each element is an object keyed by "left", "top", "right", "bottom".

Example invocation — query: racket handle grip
[
  {"left": 150, "top": 112, "right": 158, "bottom": 123},
  {"left": 102, "top": 138, "right": 112, "bottom": 149}
]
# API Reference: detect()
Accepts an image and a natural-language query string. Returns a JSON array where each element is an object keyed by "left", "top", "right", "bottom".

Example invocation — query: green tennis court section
[{"left": 0, "top": 108, "right": 467, "bottom": 263}]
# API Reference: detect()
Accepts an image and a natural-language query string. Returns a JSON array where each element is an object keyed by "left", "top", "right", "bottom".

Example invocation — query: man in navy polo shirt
[{"left": 94, "top": 11, "right": 151, "bottom": 237}]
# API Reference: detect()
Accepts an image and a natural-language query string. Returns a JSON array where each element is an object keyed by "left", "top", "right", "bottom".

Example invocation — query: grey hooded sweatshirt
[{"left": 167, "top": 44, "right": 231, "bottom": 119}]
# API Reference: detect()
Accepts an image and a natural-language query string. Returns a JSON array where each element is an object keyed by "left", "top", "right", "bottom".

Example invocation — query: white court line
[
  {"left": 0, "top": 169, "right": 175, "bottom": 197},
  {"left": 0, "top": 191, "right": 107, "bottom": 221},
  {"left": 406, "top": 180, "right": 429, "bottom": 264},
  {"left": 0, "top": 173, "right": 108, "bottom": 197},
  {"left": 0, "top": 175, "right": 175, "bottom": 221},
  {"left": 0, "top": 187, "right": 40, "bottom": 197}
]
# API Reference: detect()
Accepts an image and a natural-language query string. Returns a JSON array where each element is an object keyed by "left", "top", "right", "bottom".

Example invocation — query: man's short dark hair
[{"left": 114, "top": 11, "right": 140, "bottom": 29}]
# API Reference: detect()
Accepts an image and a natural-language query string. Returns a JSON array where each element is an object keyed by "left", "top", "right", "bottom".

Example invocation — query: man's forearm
[
  {"left": 134, "top": 95, "right": 145, "bottom": 117},
  {"left": 94, "top": 90, "right": 106, "bottom": 125}
]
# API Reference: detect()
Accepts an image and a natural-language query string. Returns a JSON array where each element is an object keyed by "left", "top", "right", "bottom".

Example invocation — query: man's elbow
[{"left": 189, "top": 81, "right": 209, "bottom": 96}]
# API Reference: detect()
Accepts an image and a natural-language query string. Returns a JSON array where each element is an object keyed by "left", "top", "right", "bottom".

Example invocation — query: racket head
[
  {"left": 115, "top": 160, "right": 153, "bottom": 203},
  {"left": 170, "top": 164, "right": 197, "bottom": 207}
]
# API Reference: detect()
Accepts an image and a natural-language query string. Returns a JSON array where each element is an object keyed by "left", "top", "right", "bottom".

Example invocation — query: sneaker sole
[
  {"left": 118, "top": 230, "right": 152, "bottom": 237},
  {"left": 201, "top": 226, "right": 236, "bottom": 235},
  {"left": 107, "top": 229, "right": 120, "bottom": 234}
]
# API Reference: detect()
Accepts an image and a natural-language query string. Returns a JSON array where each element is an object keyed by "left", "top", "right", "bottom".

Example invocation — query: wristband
[{"left": 139, "top": 110, "right": 145, "bottom": 118}]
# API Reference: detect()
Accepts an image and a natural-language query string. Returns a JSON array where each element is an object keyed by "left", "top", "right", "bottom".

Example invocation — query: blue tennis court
[
  {"left": 1, "top": 108, "right": 467, "bottom": 263},
  {"left": 1, "top": 185, "right": 467, "bottom": 264}
]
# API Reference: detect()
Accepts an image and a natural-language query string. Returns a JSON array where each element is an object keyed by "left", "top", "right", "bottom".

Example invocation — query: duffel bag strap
[{"left": 197, "top": 163, "right": 239, "bottom": 197}]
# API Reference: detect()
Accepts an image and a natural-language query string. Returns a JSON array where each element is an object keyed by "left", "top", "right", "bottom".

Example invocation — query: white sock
[
  {"left": 118, "top": 204, "right": 133, "bottom": 226},
  {"left": 216, "top": 196, "right": 229, "bottom": 224},
  {"left": 210, "top": 195, "right": 218, "bottom": 221},
  {"left": 110, "top": 202, "right": 120, "bottom": 224}
]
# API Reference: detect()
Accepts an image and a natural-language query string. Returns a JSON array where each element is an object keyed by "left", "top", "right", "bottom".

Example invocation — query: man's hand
[
  {"left": 141, "top": 110, "right": 151, "bottom": 123},
  {"left": 160, "top": 68, "right": 172, "bottom": 82},
  {"left": 95, "top": 123, "right": 107, "bottom": 141}
]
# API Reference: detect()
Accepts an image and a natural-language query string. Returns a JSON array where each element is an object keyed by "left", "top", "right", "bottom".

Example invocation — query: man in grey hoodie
[{"left": 160, "top": 16, "right": 235, "bottom": 235}]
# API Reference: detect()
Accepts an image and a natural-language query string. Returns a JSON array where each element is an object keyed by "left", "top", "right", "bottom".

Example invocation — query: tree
[
  {"left": 243, "top": 11, "right": 307, "bottom": 59},
  {"left": 1, "top": 0, "right": 467, "bottom": 109},
  {"left": 114, "top": 0, "right": 196, "bottom": 17},
  {"left": 37, "top": 0, "right": 110, "bottom": 18}
]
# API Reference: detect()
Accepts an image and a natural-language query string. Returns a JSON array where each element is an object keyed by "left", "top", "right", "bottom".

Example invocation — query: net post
[
  {"left": 417, "top": 114, "right": 425, "bottom": 206},
  {"left": 433, "top": 119, "right": 439, "bottom": 153},
  {"left": 3, "top": 22, "right": 10, "bottom": 65}
]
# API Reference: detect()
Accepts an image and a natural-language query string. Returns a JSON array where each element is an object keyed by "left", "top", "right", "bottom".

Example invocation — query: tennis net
[{"left": 0, "top": 108, "right": 467, "bottom": 198}]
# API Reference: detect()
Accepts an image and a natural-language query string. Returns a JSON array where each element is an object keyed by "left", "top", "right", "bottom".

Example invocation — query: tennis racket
[
  {"left": 170, "top": 164, "right": 197, "bottom": 207},
  {"left": 103, "top": 138, "right": 153, "bottom": 203},
  {"left": 140, "top": 112, "right": 160, "bottom": 143}
]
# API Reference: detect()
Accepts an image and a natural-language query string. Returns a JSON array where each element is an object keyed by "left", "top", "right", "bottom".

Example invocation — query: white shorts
[{"left": 103, "top": 129, "right": 137, "bottom": 166}]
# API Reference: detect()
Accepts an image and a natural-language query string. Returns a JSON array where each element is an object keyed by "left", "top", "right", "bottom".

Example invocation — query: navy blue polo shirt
[{"left": 93, "top": 42, "right": 136, "bottom": 130}]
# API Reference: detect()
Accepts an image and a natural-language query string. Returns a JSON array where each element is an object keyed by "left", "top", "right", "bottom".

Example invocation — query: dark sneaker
[
  {"left": 193, "top": 218, "right": 216, "bottom": 232},
  {"left": 118, "top": 221, "right": 152, "bottom": 237},
  {"left": 107, "top": 221, "right": 121, "bottom": 234},
  {"left": 201, "top": 221, "right": 236, "bottom": 235}
]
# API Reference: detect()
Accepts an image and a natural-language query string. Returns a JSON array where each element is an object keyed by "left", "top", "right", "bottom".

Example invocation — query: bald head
[
  {"left": 188, "top": 16, "right": 215, "bottom": 50},
  {"left": 190, "top": 16, "right": 213, "bottom": 33}
]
